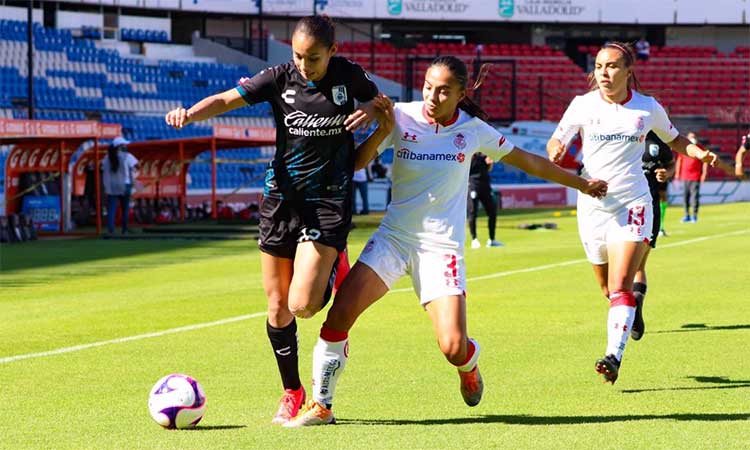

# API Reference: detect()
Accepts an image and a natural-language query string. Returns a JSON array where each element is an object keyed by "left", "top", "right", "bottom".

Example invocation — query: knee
[
  {"left": 267, "top": 299, "right": 292, "bottom": 325},
  {"left": 437, "top": 334, "right": 466, "bottom": 364},
  {"left": 288, "top": 299, "right": 316, "bottom": 319}
]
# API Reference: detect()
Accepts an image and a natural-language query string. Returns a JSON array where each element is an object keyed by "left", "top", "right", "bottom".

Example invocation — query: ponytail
[{"left": 107, "top": 146, "right": 120, "bottom": 173}]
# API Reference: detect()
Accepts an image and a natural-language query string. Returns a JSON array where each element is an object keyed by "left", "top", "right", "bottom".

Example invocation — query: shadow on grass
[
  {"left": 652, "top": 323, "right": 750, "bottom": 334},
  {"left": 337, "top": 412, "right": 750, "bottom": 426},
  {"left": 622, "top": 376, "right": 750, "bottom": 394},
  {"left": 185, "top": 425, "right": 247, "bottom": 431}
]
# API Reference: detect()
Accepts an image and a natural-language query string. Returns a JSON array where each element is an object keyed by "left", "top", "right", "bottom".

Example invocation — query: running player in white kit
[
  {"left": 546, "top": 42, "right": 719, "bottom": 384},
  {"left": 284, "top": 56, "right": 608, "bottom": 426}
]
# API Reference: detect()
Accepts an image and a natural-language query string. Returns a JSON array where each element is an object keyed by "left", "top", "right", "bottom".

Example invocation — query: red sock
[
  {"left": 333, "top": 249, "right": 350, "bottom": 293},
  {"left": 320, "top": 325, "right": 348, "bottom": 342}
]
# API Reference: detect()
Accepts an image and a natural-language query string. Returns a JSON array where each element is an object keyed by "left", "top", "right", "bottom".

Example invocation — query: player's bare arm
[
  {"left": 501, "top": 147, "right": 607, "bottom": 198},
  {"left": 165, "top": 88, "right": 246, "bottom": 129},
  {"left": 353, "top": 95, "right": 394, "bottom": 170},
  {"left": 667, "top": 135, "right": 718, "bottom": 166}
]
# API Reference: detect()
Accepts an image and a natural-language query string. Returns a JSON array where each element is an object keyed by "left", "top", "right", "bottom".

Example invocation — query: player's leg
[
  {"left": 261, "top": 252, "right": 305, "bottom": 424},
  {"left": 285, "top": 232, "right": 403, "bottom": 427},
  {"left": 287, "top": 240, "right": 340, "bottom": 318},
  {"left": 468, "top": 190, "right": 480, "bottom": 248},
  {"left": 479, "top": 188, "right": 502, "bottom": 247},
  {"left": 596, "top": 239, "right": 649, "bottom": 384},
  {"left": 425, "top": 294, "right": 483, "bottom": 406},
  {"left": 658, "top": 186, "right": 668, "bottom": 235},
  {"left": 632, "top": 195, "right": 658, "bottom": 341},
  {"left": 284, "top": 262, "right": 391, "bottom": 427},
  {"left": 631, "top": 247, "right": 651, "bottom": 341}
]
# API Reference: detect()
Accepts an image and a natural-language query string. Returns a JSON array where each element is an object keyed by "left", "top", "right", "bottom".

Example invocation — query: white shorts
[
  {"left": 357, "top": 228, "right": 466, "bottom": 305},
  {"left": 577, "top": 197, "right": 653, "bottom": 265}
]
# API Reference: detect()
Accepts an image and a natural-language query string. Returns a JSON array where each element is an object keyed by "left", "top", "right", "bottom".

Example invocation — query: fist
[{"left": 165, "top": 107, "right": 191, "bottom": 129}]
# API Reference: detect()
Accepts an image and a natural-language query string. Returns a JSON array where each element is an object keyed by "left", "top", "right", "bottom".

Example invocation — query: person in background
[
  {"left": 675, "top": 131, "right": 708, "bottom": 223},
  {"left": 101, "top": 136, "right": 138, "bottom": 234},
  {"left": 546, "top": 42, "right": 718, "bottom": 385},
  {"left": 635, "top": 37, "right": 650, "bottom": 61},
  {"left": 468, "top": 152, "right": 502, "bottom": 248},
  {"left": 643, "top": 131, "right": 674, "bottom": 237},
  {"left": 735, "top": 131, "right": 750, "bottom": 178},
  {"left": 630, "top": 130, "right": 676, "bottom": 342},
  {"left": 352, "top": 166, "right": 371, "bottom": 215}
]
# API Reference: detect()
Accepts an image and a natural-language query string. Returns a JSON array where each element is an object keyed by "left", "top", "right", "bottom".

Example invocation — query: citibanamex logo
[{"left": 457, "top": 152, "right": 465, "bottom": 163}]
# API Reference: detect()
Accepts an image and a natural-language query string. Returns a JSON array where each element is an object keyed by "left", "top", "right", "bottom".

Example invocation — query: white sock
[
  {"left": 311, "top": 335, "right": 348, "bottom": 408},
  {"left": 606, "top": 305, "right": 635, "bottom": 361},
  {"left": 456, "top": 338, "right": 480, "bottom": 372}
]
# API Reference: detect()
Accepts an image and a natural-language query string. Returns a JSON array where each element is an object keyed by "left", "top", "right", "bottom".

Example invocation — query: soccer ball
[{"left": 148, "top": 374, "right": 206, "bottom": 429}]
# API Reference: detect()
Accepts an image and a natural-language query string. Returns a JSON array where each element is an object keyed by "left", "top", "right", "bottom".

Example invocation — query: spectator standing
[
  {"left": 675, "top": 132, "right": 708, "bottom": 223},
  {"left": 635, "top": 37, "right": 650, "bottom": 61},
  {"left": 101, "top": 136, "right": 138, "bottom": 234},
  {"left": 468, "top": 152, "right": 502, "bottom": 248}
]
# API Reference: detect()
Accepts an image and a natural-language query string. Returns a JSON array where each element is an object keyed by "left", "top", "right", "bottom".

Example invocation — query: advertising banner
[{"left": 377, "top": 0, "right": 600, "bottom": 22}]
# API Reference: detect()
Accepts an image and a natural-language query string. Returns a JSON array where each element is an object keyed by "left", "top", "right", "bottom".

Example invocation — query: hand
[
  {"left": 546, "top": 140, "right": 566, "bottom": 164},
  {"left": 485, "top": 155, "right": 494, "bottom": 165},
  {"left": 698, "top": 149, "right": 718, "bottom": 166},
  {"left": 654, "top": 168, "right": 668, "bottom": 183},
  {"left": 165, "top": 107, "right": 191, "bottom": 129},
  {"left": 345, "top": 98, "right": 381, "bottom": 132},
  {"left": 580, "top": 178, "right": 608, "bottom": 199},
  {"left": 372, "top": 94, "right": 394, "bottom": 134}
]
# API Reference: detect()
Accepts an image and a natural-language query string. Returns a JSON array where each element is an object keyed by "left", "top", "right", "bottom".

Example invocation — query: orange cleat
[
  {"left": 458, "top": 365, "right": 484, "bottom": 407},
  {"left": 282, "top": 400, "right": 335, "bottom": 427}
]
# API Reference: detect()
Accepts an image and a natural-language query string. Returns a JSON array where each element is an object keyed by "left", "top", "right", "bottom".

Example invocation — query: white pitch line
[
  {"left": 2, "top": 228, "right": 746, "bottom": 365},
  {"left": 0, "top": 312, "right": 267, "bottom": 365}
]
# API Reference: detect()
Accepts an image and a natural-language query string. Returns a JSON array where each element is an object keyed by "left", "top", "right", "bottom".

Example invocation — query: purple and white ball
[{"left": 148, "top": 374, "right": 206, "bottom": 429}]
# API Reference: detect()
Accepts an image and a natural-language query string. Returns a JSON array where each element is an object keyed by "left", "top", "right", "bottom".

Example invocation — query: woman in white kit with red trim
[
  {"left": 285, "top": 56, "right": 609, "bottom": 426},
  {"left": 546, "top": 42, "right": 719, "bottom": 385}
]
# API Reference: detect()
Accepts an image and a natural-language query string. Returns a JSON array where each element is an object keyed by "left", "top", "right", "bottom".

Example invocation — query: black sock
[
  {"left": 266, "top": 319, "right": 301, "bottom": 391},
  {"left": 633, "top": 282, "right": 647, "bottom": 303}
]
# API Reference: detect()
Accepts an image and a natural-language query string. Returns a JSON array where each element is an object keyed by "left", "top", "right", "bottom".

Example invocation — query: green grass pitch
[{"left": 1, "top": 202, "right": 748, "bottom": 450}]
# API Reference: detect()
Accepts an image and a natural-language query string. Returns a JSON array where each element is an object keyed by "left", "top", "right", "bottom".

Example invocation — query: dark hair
[
  {"left": 588, "top": 41, "right": 643, "bottom": 93},
  {"left": 293, "top": 14, "right": 336, "bottom": 48},
  {"left": 107, "top": 146, "right": 120, "bottom": 173},
  {"left": 429, "top": 56, "right": 491, "bottom": 122}
]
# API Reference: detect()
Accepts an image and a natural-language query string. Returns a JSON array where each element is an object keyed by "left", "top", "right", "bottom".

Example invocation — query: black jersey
[
  {"left": 237, "top": 57, "right": 378, "bottom": 200},
  {"left": 642, "top": 131, "right": 674, "bottom": 190},
  {"left": 469, "top": 152, "right": 492, "bottom": 189}
]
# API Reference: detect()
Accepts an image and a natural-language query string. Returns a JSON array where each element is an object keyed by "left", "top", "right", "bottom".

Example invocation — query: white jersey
[
  {"left": 552, "top": 90, "right": 679, "bottom": 211},
  {"left": 376, "top": 101, "right": 515, "bottom": 249}
]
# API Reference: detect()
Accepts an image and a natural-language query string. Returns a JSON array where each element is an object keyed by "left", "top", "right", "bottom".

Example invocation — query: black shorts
[
  {"left": 258, "top": 195, "right": 352, "bottom": 259},
  {"left": 649, "top": 189, "right": 660, "bottom": 248}
]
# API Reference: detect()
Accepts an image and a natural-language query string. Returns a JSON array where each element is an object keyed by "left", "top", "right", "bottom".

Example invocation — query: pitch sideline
[{"left": 1, "top": 228, "right": 746, "bottom": 365}]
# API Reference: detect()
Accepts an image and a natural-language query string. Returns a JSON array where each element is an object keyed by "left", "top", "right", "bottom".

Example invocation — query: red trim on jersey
[
  {"left": 421, "top": 105, "right": 460, "bottom": 129},
  {"left": 609, "top": 290, "right": 637, "bottom": 307},
  {"left": 320, "top": 325, "right": 348, "bottom": 342},
  {"left": 599, "top": 89, "right": 633, "bottom": 105}
]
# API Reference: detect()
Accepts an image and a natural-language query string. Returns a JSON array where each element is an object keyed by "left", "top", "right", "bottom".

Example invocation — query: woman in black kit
[
  {"left": 165, "top": 15, "right": 385, "bottom": 425},
  {"left": 630, "top": 131, "right": 675, "bottom": 342},
  {"left": 467, "top": 152, "right": 503, "bottom": 249}
]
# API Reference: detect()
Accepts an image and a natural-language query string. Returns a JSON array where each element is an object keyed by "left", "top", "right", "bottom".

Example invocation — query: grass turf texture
[{"left": 1, "top": 203, "right": 748, "bottom": 450}]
